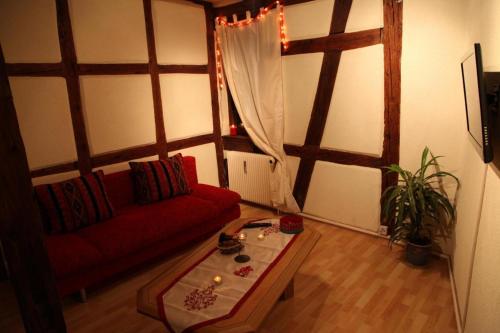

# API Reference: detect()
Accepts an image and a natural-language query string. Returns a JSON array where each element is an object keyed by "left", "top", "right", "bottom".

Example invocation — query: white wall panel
[
  {"left": 152, "top": 0, "right": 207, "bottom": 65},
  {"left": 284, "top": 0, "right": 334, "bottom": 40},
  {"left": 32, "top": 171, "right": 81, "bottom": 186},
  {"left": 465, "top": 166, "right": 500, "bottom": 333},
  {"left": 69, "top": 0, "right": 148, "bottom": 63},
  {"left": 9, "top": 77, "right": 77, "bottom": 170},
  {"left": 170, "top": 143, "right": 219, "bottom": 187},
  {"left": 453, "top": 138, "right": 487, "bottom": 321},
  {"left": 304, "top": 161, "right": 381, "bottom": 232},
  {"left": 321, "top": 45, "right": 384, "bottom": 156},
  {"left": 345, "top": 0, "right": 383, "bottom": 33},
  {"left": 0, "top": 0, "right": 61, "bottom": 62},
  {"left": 160, "top": 74, "right": 213, "bottom": 141},
  {"left": 80, "top": 75, "right": 156, "bottom": 155},
  {"left": 282, "top": 53, "right": 323, "bottom": 145}
]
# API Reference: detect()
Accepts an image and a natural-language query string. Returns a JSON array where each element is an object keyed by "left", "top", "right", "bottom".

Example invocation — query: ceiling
[{"left": 206, "top": 0, "right": 243, "bottom": 7}]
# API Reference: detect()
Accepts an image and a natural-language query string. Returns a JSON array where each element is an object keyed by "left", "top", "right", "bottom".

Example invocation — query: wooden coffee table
[{"left": 137, "top": 217, "right": 320, "bottom": 332}]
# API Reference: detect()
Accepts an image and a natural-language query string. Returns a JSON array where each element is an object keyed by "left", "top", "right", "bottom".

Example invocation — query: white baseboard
[
  {"left": 443, "top": 253, "right": 463, "bottom": 333},
  {"left": 299, "top": 212, "right": 385, "bottom": 238}
]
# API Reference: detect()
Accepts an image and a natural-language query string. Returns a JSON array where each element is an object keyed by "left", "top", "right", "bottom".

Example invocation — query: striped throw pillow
[
  {"left": 129, "top": 154, "right": 191, "bottom": 204},
  {"left": 35, "top": 170, "right": 115, "bottom": 234}
]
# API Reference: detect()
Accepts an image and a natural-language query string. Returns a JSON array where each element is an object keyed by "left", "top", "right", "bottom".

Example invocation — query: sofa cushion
[
  {"left": 129, "top": 154, "right": 191, "bottom": 204},
  {"left": 191, "top": 184, "right": 241, "bottom": 214},
  {"left": 45, "top": 234, "right": 105, "bottom": 277},
  {"left": 35, "top": 170, "right": 115, "bottom": 234},
  {"left": 77, "top": 195, "right": 218, "bottom": 260}
]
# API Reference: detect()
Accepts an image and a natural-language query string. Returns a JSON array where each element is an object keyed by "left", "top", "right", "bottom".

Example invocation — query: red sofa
[{"left": 44, "top": 156, "right": 241, "bottom": 297}]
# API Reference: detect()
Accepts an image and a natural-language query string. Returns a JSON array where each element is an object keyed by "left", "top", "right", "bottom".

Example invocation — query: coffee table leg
[{"left": 280, "top": 278, "right": 294, "bottom": 301}]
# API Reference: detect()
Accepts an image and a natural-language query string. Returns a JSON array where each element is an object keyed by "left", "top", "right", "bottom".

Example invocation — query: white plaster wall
[
  {"left": 160, "top": 74, "right": 213, "bottom": 141},
  {"left": 152, "top": 0, "right": 207, "bottom": 65},
  {"left": 9, "top": 77, "right": 77, "bottom": 170},
  {"left": 69, "top": 0, "right": 148, "bottom": 63},
  {"left": 452, "top": 137, "right": 487, "bottom": 322},
  {"left": 304, "top": 161, "right": 381, "bottom": 232},
  {"left": 284, "top": 0, "right": 334, "bottom": 40},
  {"left": 0, "top": 0, "right": 61, "bottom": 63},
  {"left": 282, "top": 53, "right": 323, "bottom": 145},
  {"left": 170, "top": 143, "right": 219, "bottom": 187},
  {"left": 464, "top": 165, "right": 500, "bottom": 333},
  {"left": 321, "top": 44, "right": 384, "bottom": 156},
  {"left": 400, "top": 0, "right": 468, "bottom": 176},
  {"left": 80, "top": 75, "right": 156, "bottom": 155},
  {"left": 344, "top": 0, "right": 383, "bottom": 33}
]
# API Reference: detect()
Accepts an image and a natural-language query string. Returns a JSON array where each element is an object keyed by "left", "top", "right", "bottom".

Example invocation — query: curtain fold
[{"left": 216, "top": 9, "right": 300, "bottom": 212}]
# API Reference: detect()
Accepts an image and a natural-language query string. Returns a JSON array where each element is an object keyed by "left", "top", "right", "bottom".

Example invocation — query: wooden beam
[
  {"left": 56, "top": 0, "right": 92, "bottom": 174},
  {"left": 0, "top": 46, "right": 67, "bottom": 333},
  {"left": 157, "top": 64, "right": 208, "bottom": 74},
  {"left": 166, "top": 133, "right": 215, "bottom": 152},
  {"left": 222, "top": 136, "right": 382, "bottom": 168},
  {"left": 204, "top": 3, "right": 227, "bottom": 187},
  {"left": 143, "top": 0, "right": 168, "bottom": 159},
  {"left": 91, "top": 143, "right": 159, "bottom": 168},
  {"left": 6, "top": 63, "right": 64, "bottom": 76},
  {"left": 215, "top": 0, "right": 315, "bottom": 18},
  {"left": 381, "top": 0, "right": 403, "bottom": 226},
  {"left": 284, "top": 28, "right": 383, "bottom": 56},
  {"left": 77, "top": 63, "right": 149, "bottom": 75},
  {"left": 30, "top": 161, "right": 79, "bottom": 178},
  {"left": 292, "top": 0, "right": 353, "bottom": 209}
]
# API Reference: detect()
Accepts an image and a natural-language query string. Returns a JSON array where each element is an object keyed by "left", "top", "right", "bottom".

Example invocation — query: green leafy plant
[{"left": 382, "top": 147, "right": 459, "bottom": 247}]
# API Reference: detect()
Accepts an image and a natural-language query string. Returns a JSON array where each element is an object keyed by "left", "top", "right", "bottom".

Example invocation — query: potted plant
[{"left": 381, "top": 147, "right": 459, "bottom": 266}]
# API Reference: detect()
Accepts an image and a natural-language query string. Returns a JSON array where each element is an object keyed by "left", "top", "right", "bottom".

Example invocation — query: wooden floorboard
[{"left": 0, "top": 204, "right": 457, "bottom": 332}]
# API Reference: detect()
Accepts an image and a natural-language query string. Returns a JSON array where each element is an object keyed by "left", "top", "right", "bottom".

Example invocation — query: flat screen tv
[{"left": 461, "top": 43, "right": 493, "bottom": 163}]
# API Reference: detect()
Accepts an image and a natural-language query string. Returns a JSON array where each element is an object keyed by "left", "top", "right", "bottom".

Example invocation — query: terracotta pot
[{"left": 406, "top": 241, "right": 432, "bottom": 266}]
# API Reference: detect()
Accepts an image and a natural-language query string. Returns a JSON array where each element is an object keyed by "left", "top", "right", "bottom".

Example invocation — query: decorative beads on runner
[{"left": 184, "top": 285, "right": 218, "bottom": 311}]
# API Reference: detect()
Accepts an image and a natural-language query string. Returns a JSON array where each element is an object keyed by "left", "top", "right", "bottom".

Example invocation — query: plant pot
[{"left": 406, "top": 241, "right": 432, "bottom": 266}]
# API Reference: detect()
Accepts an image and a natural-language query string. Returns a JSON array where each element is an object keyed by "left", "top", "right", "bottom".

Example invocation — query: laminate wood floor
[{"left": 0, "top": 204, "right": 458, "bottom": 332}]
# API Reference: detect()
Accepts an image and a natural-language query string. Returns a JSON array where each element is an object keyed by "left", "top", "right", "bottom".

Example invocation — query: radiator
[{"left": 226, "top": 151, "right": 275, "bottom": 207}]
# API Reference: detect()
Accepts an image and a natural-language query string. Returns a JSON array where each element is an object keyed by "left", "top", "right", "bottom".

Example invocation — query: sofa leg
[{"left": 79, "top": 288, "right": 87, "bottom": 303}]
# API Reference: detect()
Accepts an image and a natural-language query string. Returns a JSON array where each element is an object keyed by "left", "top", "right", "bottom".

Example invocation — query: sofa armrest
[{"left": 182, "top": 156, "right": 198, "bottom": 187}]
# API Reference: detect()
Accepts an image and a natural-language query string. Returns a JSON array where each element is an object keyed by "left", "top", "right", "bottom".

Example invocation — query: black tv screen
[{"left": 461, "top": 43, "right": 493, "bottom": 163}]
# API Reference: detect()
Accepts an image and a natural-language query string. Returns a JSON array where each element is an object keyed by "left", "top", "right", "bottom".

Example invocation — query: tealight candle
[
  {"left": 238, "top": 232, "right": 247, "bottom": 241},
  {"left": 213, "top": 275, "right": 222, "bottom": 285},
  {"left": 257, "top": 233, "right": 265, "bottom": 240}
]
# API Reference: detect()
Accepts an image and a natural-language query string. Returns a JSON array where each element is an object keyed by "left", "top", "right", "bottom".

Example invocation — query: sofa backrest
[{"left": 103, "top": 156, "right": 198, "bottom": 211}]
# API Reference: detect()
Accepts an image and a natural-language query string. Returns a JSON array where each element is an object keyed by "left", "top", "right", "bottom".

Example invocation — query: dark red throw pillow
[
  {"left": 35, "top": 170, "right": 115, "bottom": 234},
  {"left": 129, "top": 154, "right": 191, "bottom": 204}
]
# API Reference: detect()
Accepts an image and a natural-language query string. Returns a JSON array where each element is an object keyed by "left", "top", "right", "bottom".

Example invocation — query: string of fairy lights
[{"left": 215, "top": 1, "right": 289, "bottom": 90}]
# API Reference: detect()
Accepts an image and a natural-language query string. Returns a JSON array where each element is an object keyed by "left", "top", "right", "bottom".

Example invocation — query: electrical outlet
[{"left": 378, "top": 225, "right": 388, "bottom": 236}]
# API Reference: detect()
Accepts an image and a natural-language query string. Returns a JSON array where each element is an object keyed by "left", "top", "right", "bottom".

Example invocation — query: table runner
[{"left": 156, "top": 219, "right": 298, "bottom": 333}]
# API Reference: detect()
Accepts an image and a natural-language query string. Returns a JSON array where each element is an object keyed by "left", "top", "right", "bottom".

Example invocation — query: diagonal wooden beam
[
  {"left": 284, "top": 28, "right": 383, "bottom": 56},
  {"left": 143, "top": 0, "right": 168, "bottom": 159},
  {"left": 56, "top": 0, "right": 92, "bottom": 174},
  {"left": 292, "top": 0, "right": 353, "bottom": 209}
]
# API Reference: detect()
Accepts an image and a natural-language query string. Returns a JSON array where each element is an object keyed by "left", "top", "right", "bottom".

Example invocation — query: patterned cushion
[
  {"left": 35, "top": 170, "right": 115, "bottom": 234},
  {"left": 129, "top": 154, "right": 191, "bottom": 204}
]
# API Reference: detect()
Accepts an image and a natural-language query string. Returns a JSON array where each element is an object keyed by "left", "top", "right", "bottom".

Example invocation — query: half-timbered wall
[
  {"left": 220, "top": 0, "right": 400, "bottom": 233},
  {"left": 0, "top": 0, "right": 224, "bottom": 187}
]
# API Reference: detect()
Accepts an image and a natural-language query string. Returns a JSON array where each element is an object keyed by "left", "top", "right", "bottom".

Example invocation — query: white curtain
[{"left": 216, "top": 9, "right": 299, "bottom": 213}]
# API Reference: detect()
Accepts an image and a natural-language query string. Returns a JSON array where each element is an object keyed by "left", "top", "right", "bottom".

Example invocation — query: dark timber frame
[
  {"left": 5, "top": 0, "right": 226, "bottom": 186},
  {"left": 218, "top": 0, "right": 403, "bottom": 219}
]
